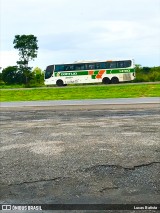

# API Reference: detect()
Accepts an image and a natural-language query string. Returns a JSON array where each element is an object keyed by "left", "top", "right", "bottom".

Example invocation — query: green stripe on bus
[
  {"left": 106, "top": 69, "right": 135, "bottom": 74},
  {"left": 92, "top": 75, "right": 96, "bottom": 79},
  {"left": 58, "top": 71, "right": 88, "bottom": 76},
  {"left": 54, "top": 68, "right": 135, "bottom": 77},
  {"left": 94, "top": 71, "right": 99, "bottom": 75}
]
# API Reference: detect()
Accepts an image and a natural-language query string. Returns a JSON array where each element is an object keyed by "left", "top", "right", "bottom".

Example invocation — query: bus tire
[
  {"left": 56, "top": 79, "right": 64, "bottom": 86},
  {"left": 102, "top": 77, "right": 110, "bottom": 84},
  {"left": 111, "top": 77, "right": 119, "bottom": 84}
]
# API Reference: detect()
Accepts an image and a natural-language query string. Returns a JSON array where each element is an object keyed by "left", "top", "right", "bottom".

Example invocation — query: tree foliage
[
  {"left": 13, "top": 35, "right": 38, "bottom": 67},
  {"left": 13, "top": 35, "right": 38, "bottom": 85},
  {"left": 30, "top": 67, "right": 44, "bottom": 86},
  {"left": 1, "top": 66, "right": 25, "bottom": 84},
  {"left": 1, "top": 66, "right": 44, "bottom": 86},
  {"left": 134, "top": 65, "right": 160, "bottom": 82},
  {"left": 0, "top": 72, "right": 2, "bottom": 82}
]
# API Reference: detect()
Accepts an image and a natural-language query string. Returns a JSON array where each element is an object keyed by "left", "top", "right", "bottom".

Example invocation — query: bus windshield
[{"left": 45, "top": 65, "right": 54, "bottom": 79}]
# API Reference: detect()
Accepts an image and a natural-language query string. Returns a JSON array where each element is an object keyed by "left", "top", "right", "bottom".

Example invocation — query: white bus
[{"left": 44, "top": 59, "right": 135, "bottom": 86}]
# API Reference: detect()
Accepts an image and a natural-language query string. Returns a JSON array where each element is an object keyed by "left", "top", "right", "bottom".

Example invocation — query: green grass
[
  {"left": 0, "top": 84, "right": 26, "bottom": 89},
  {"left": 0, "top": 84, "right": 160, "bottom": 102}
]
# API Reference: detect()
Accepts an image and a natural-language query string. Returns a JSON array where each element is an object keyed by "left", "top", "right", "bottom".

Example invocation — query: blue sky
[{"left": 0, "top": 0, "right": 160, "bottom": 70}]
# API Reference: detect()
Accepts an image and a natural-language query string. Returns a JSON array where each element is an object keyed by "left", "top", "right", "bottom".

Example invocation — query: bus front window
[{"left": 45, "top": 65, "right": 54, "bottom": 79}]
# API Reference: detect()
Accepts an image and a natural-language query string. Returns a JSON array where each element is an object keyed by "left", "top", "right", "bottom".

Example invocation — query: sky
[{"left": 0, "top": 0, "right": 160, "bottom": 70}]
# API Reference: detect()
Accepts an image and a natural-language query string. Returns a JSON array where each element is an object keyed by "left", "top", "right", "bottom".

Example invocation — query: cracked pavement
[{"left": 0, "top": 105, "right": 160, "bottom": 212}]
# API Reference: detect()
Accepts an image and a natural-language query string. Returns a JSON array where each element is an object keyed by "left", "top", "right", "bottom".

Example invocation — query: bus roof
[{"left": 47, "top": 59, "right": 134, "bottom": 66}]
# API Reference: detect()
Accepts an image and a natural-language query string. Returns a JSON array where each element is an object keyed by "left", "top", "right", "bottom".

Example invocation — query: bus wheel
[
  {"left": 102, "top": 77, "right": 110, "bottom": 84},
  {"left": 56, "top": 79, "right": 64, "bottom": 86},
  {"left": 111, "top": 77, "right": 119, "bottom": 84}
]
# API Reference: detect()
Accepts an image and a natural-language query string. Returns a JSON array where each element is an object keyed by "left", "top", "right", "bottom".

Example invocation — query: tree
[
  {"left": 142, "top": 67, "right": 151, "bottom": 73},
  {"left": 0, "top": 72, "right": 3, "bottom": 84},
  {"left": 1, "top": 66, "right": 25, "bottom": 84},
  {"left": 0, "top": 71, "right": 2, "bottom": 80},
  {"left": 32, "top": 67, "right": 43, "bottom": 75},
  {"left": 13, "top": 35, "right": 38, "bottom": 84},
  {"left": 30, "top": 67, "right": 44, "bottom": 86}
]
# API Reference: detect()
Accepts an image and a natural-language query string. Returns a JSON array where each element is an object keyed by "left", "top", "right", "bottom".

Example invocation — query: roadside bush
[
  {"left": 134, "top": 66, "right": 160, "bottom": 82},
  {"left": 28, "top": 67, "right": 44, "bottom": 87},
  {"left": 2, "top": 66, "right": 26, "bottom": 84},
  {"left": 1, "top": 66, "right": 44, "bottom": 87}
]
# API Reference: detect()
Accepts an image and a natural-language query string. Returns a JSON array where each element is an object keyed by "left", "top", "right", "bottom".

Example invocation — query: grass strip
[{"left": 0, "top": 84, "right": 160, "bottom": 102}]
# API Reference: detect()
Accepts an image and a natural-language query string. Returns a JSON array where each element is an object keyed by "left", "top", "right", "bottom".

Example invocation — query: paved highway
[
  {"left": 1, "top": 98, "right": 160, "bottom": 213},
  {"left": 1, "top": 97, "right": 160, "bottom": 108}
]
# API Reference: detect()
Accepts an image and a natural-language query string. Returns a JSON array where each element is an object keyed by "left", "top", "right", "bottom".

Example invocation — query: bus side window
[
  {"left": 95, "top": 63, "right": 100, "bottom": 69},
  {"left": 117, "top": 61, "right": 124, "bottom": 68},
  {"left": 124, "top": 60, "right": 131, "bottom": 67},
  {"left": 88, "top": 64, "right": 95, "bottom": 70},
  {"left": 70, "top": 65, "right": 74, "bottom": 70},
  {"left": 55, "top": 65, "right": 65, "bottom": 72},
  {"left": 110, "top": 62, "right": 117, "bottom": 68},
  {"left": 106, "top": 62, "right": 110, "bottom": 69},
  {"left": 55, "top": 65, "right": 58, "bottom": 72},
  {"left": 100, "top": 62, "right": 106, "bottom": 69},
  {"left": 84, "top": 64, "right": 88, "bottom": 70},
  {"left": 75, "top": 64, "right": 81, "bottom": 70},
  {"left": 75, "top": 64, "right": 85, "bottom": 70},
  {"left": 65, "top": 65, "right": 71, "bottom": 71},
  {"left": 80, "top": 64, "right": 85, "bottom": 70}
]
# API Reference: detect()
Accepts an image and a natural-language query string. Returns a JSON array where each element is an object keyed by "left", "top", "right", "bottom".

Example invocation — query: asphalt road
[
  {"left": 0, "top": 103, "right": 160, "bottom": 213},
  {"left": 1, "top": 97, "right": 160, "bottom": 108}
]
